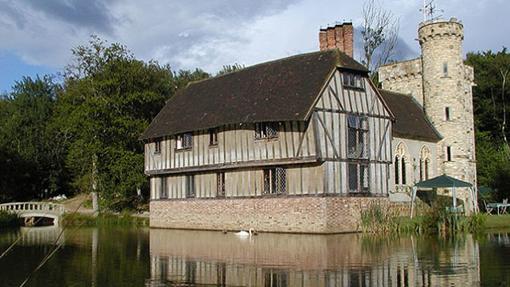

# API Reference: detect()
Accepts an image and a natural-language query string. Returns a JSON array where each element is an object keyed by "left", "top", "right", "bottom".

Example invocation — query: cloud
[
  {"left": 0, "top": 0, "right": 508, "bottom": 90},
  {"left": 23, "top": 0, "right": 118, "bottom": 34}
]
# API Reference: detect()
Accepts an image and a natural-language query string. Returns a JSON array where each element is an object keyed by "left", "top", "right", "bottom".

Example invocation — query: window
[
  {"left": 446, "top": 146, "right": 452, "bottom": 161},
  {"left": 263, "top": 269, "right": 288, "bottom": 287},
  {"left": 216, "top": 172, "right": 225, "bottom": 197},
  {"left": 401, "top": 157, "right": 406, "bottom": 185},
  {"left": 255, "top": 122, "right": 279, "bottom": 139},
  {"left": 348, "top": 163, "right": 369, "bottom": 193},
  {"left": 185, "top": 175, "right": 195, "bottom": 198},
  {"left": 209, "top": 128, "right": 219, "bottom": 146},
  {"left": 445, "top": 107, "right": 451, "bottom": 121},
  {"left": 263, "top": 167, "right": 286, "bottom": 194},
  {"left": 176, "top": 133, "right": 193, "bottom": 150},
  {"left": 159, "top": 177, "right": 167, "bottom": 199},
  {"left": 394, "top": 156, "right": 400, "bottom": 184},
  {"left": 154, "top": 141, "right": 161, "bottom": 154},
  {"left": 420, "top": 146, "right": 431, "bottom": 181},
  {"left": 347, "top": 115, "right": 368, "bottom": 159},
  {"left": 342, "top": 73, "right": 364, "bottom": 89},
  {"left": 443, "top": 62, "right": 448, "bottom": 77}
]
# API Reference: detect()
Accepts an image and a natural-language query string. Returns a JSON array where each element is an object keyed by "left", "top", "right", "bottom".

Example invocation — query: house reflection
[{"left": 147, "top": 229, "right": 480, "bottom": 286}]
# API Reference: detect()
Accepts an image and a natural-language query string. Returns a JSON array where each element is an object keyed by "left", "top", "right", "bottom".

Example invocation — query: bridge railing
[{"left": 0, "top": 202, "right": 65, "bottom": 215}]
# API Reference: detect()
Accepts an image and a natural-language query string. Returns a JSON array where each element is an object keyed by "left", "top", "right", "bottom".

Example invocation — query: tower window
[
  {"left": 443, "top": 62, "right": 448, "bottom": 77},
  {"left": 445, "top": 107, "right": 451, "bottom": 121},
  {"left": 446, "top": 146, "right": 452, "bottom": 161}
]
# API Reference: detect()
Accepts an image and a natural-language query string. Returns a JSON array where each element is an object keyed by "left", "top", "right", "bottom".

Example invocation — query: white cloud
[{"left": 0, "top": 0, "right": 508, "bottom": 76}]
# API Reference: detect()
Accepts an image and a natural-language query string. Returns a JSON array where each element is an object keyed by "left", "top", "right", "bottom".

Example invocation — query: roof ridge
[{"left": 185, "top": 50, "right": 337, "bottom": 88}]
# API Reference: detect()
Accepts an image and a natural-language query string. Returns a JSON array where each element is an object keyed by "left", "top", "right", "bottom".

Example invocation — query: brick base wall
[{"left": 150, "top": 196, "right": 408, "bottom": 233}]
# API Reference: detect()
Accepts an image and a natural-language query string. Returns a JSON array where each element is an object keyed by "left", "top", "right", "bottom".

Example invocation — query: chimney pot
[{"left": 318, "top": 22, "right": 354, "bottom": 58}]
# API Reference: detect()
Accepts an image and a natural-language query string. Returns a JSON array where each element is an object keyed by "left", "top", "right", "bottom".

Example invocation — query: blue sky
[{"left": 0, "top": 0, "right": 508, "bottom": 92}]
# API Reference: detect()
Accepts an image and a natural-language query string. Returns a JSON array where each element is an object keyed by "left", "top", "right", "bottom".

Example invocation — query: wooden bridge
[{"left": 0, "top": 202, "right": 65, "bottom": 226}]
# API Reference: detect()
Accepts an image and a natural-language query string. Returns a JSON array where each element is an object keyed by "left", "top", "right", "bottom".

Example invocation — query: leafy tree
[
  {"left": 0, "top": 75, "right": 65, "bottom": 201},
  {"left": 216, "top": 63, "right": 245, "bottom": 76},
  {"left": 55, "top": 36, "right": 177, "bottom": 210},
  {"left": 466, "top": 48, "right": 510, "bottom": 200}
]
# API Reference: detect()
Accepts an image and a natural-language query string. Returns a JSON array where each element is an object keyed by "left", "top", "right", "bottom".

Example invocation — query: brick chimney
[{"left": 319, "top": 22, "right": 353, "bottom": 58}]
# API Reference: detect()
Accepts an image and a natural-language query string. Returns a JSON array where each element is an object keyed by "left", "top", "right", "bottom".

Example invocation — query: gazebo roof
[{"left": 415, "top": 174, "right": 472, "bottom": 189}]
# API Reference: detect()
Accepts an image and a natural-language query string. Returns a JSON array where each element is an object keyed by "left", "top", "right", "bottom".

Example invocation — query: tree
[
  {"left": 361, "top": 0, "right": 399, "bottom": 77},
  {"left": 0, "top": 75, "right": 65, "bottom": 201},
  {"left": 216, "top": 63, "right": 245, "bottom": 76},
  {"left": 465, "top": 48, "right": 510, "bottom": 200},
  {"left": 55, "top": 36, "right": 177, "bottom": 210}
]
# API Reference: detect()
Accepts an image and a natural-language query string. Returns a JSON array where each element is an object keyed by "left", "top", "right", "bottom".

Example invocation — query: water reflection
[{"left": 147, "top": 229, "right": 481, "bottom": 287}]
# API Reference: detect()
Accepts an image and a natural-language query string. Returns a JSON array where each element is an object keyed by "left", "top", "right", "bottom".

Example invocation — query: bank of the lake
[
  {"left": 0, "top": 211, "right": 19, "bottom": 228},
  {"left": 61, "top": 212, "right": 149, "bottom": 227}
]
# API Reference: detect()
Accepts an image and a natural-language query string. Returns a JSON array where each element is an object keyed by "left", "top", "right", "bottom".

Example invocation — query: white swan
[{"left": 235, "top": 228, "right": 254, "bottom": 238}]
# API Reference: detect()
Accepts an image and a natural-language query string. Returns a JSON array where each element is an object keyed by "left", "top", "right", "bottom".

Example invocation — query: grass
[
  {"left": 0, "top": 211, "right": 20, "bottom": 228},
  {"left": 361, "top": 200, "right": 488, "bottom": 235},
  {"left": 485, "top": 214, "right": 510, "bottom": 229},
  {"left": 61, "top": 212, "right": 149, "bottom": 227}
]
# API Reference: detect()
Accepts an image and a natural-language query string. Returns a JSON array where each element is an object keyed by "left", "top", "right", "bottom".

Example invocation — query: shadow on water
[{"left": 0, "top": 226, "right": 509, "bottom": 286}]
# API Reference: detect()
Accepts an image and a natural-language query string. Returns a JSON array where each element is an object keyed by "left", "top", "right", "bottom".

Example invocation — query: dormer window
[
  {"left": 176, "top": 133, "right": 193, "bottom": 150},
  {"left": 342, "top": 73, "right": 364, "bottom": 90},
  {"left": 255, "top": 122, "right": 279, "bottom": 139}
]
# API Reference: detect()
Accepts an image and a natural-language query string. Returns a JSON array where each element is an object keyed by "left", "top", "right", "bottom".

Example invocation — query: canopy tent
[{"left": 410, "top": 174, "right": 478, "bottom": 217}]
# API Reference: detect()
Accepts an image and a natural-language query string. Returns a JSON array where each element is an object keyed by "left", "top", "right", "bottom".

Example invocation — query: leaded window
[
  {"left": 263, "top": 167, "right": 286, "bottom": 194},
  {"left": 209, "top": 128, "right": 218, "bottom": 146},
  {"left": 347, "top": 115, "right": 368, "bottom": 159},
  {"left": 154, "top": 141, "right": 161, "bottom": 154},
  {"left": 348, "top": 163, "right": 369, "bottom": 193},
  {"left": 342, "top": 73, "right": 364, "bottom": 89},
  {"left": 159, "top": 177, "right": 167, "bottom": 199},
  {"left": 217, "top": 172, "right": 225, "bottom": 197},
  {"left": 255, "top": 122, "right": 279, "bottom": 139},
  {"left": 185, "top": 175, "right": 195, "bottom": 198},
  {"left": 176, "top": 133, "right": 193, "bottom": 150}
]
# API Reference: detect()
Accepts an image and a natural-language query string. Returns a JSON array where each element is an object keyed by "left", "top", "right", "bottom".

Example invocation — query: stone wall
[
  {"left": 378, "top": 58, "right": 424, "bottom": 106},
  {"left": 150, "top": 196, "right": 408, "bottom": 233}
]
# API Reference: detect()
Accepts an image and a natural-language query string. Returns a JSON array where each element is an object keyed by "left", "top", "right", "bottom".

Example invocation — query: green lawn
[{"left": 485, "top": 214, "right": 510, "bottom": 229}]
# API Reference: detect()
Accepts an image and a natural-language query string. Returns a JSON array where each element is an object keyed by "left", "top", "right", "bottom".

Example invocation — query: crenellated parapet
[
  {"left": 418, "top": 18, "right": 464, "bottom": 45},
  {"left": 378, "top": 58, "right": 424, "bottom": 106}
]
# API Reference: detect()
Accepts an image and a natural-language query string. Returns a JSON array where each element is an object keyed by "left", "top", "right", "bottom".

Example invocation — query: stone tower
[
  {"left": 418, "top": 18, "right": 476, "bottom": 187},
  {"left": 379, "top": 18, "right": 477, "bottom": 212}
]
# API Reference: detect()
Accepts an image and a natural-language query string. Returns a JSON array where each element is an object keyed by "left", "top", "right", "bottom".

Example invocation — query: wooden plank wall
[
  {"left": 145, "top": 122, "right": 316, "bottom": 173},
  {"left": 314, "top": 70, "right": 392, "bottom": 195},
  {"left": 151, "top": 164, "right": 323, "bottom": 200}
]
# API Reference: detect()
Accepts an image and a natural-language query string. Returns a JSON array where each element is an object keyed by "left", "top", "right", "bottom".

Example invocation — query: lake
[{"left": 0, "top": 227, "right": 509, "bottom": 286}]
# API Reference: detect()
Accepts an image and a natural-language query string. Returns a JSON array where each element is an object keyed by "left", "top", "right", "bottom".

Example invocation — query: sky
[{"left": 0, "top": 0, "right": 508, "bottom": 93}]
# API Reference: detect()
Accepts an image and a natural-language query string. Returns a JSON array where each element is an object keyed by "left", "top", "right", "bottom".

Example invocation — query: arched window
[
  {"left": 394, "top": 156, "right": 400, "bottom": 184},
  {"left": 395, "top": 142, "right": 408, "bottom": 186},
  {"left": 420, "top": 146, "right": 431, "bottom": 181},
  {"left": 401, "top": 157, "right": 406, "bottom": 185}
]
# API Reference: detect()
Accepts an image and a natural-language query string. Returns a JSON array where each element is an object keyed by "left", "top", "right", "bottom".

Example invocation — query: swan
[{"left": 235, "top": 228, "right": 254, "bottom": 238}]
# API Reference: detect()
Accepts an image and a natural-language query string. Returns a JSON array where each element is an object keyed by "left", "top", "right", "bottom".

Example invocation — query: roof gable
[{"left": 140, "top": 49, "right": 367, "bottom": 140}]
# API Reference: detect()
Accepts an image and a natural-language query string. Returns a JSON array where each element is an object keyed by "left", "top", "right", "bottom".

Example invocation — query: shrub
[{"left": 0, "top": 211, "right": 20, "bottom": 228}]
